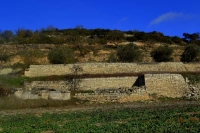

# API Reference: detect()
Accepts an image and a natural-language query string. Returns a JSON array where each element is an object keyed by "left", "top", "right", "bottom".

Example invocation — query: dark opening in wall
[{"left": 133, "top": 75, "right": 145, "bottom": 87}]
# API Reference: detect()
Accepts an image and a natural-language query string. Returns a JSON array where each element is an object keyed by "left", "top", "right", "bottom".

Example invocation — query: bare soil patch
[{"left": 0, "top": 100, "right": 200, "bottom": 116}]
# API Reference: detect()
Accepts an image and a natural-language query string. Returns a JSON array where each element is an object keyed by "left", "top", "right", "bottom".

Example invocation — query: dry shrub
[{"left": 0, "top": 95, "right": 80, "bottom": 110}]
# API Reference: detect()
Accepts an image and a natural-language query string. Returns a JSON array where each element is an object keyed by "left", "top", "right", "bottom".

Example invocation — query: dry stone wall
[
  {"left": 25, "top": 77, "right": 138, "bottom": 91},
  {"left": 24, "top": 74, "right": 189, "bottom": 98},
  {"left": 74, "top": 86, "right": 148, "bottom": 103},
  {"left": 79, "top": 77, "right": 138, "bottom": 90},
  {"left": 24, "top": 62, "right": 198, "bottom": 77},
  {"left": 145, "top": 74, "right": 188, "bottom": 98},
  {"left": 0, "top": 68, "right": 20, "bottom": 75},
  {"left": 14, "top": 90, "right": 70, "bottom": 100},
  {"left": 185, "top": 84, "right": 200, "bottom": 100},
  {"left": 22, "top": 62, "right": 197, "bottom": 99}
]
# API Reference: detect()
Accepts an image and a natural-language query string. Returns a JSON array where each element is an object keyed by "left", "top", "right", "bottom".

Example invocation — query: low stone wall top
[
  {"left": 24, "top": 62, "right": 200, "bottom": 77},
  {"left": 0, "top": 68, "right": 20, "bottom": 75}
]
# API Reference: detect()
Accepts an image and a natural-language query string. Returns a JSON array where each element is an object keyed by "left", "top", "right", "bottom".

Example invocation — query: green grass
[
  {"left": 0, "top": 105, "right": 199, "bottom": 132},
  {"left": 182, "top": 74, "right": 200, "bottom": 84},
  {"left": 0, "top": 75, "right": 29, "bottom": 89},
  {"left": 0, "top": 74, "right": 73, "bottom": 90}
]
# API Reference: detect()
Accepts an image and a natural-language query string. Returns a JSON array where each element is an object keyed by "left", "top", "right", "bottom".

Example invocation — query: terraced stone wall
[
  {"left": 25, "top": 74, "right": 189, "bottom": 98},
  {"left": 25, "top": 77, "right": 138, "bottom": 91},
  {"left": 145, "top": 74, "right": 188, "bottom": 98},
  {"left": 24, "top": 62, "right": 200, "bottom": 77}
]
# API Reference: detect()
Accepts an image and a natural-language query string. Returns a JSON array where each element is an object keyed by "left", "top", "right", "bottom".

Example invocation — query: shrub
[
  {"left": 151, "top": 45, "right": 173, "bottom": 62},
  {"left": 98, "top": 38, "right": 107, "bottom": 45},
  {"left": 181, "top": 45, "right": 200, "bottom": 62},
  {"left": 48, "top": 46, "right": 76, "bottom": 64},
  {"left": 117, "top": 43, "right": 143, "bottom": 62},
  {"left": 108, "top": 53, "right": 118, "bottom": 62},
  {"left": 19, "top": 50, "right": 44, "bottom": 70},
  {"left": 0, "top": 52, "right": 10, "bottom": 63}
]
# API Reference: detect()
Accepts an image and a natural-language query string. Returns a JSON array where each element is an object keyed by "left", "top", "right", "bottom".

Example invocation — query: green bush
[
  {"left": 48, "top": 46, "right": 76, "bottom": 64},
  {"left": 117, "top": 43, "right": 143, "bottom": 62},
  {"left": 181, "top": 45, "right": 200, "bottom": 62},
  {"left": 151, "top": 45, "right": 173, "bottom": 62}
]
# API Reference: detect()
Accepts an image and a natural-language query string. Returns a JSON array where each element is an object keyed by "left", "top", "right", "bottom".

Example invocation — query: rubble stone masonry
[
  {"left": 23, "top": 62, "right": 197, "bottom": 98},
  {"left": 24, "top": 62, "right": 200, "bottom": 77},
  {"left": 25, "top": 74, "right": 188, "bottom": 98}
]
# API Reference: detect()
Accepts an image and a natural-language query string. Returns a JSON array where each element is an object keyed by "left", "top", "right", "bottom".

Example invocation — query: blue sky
[{"left": 1, "top": 0, "right": 200, "bottom": 37}]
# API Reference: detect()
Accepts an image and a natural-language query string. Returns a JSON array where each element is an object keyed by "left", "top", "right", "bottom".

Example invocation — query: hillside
[
  {"left": 0, "top": 41, "right": 186, "bottom": 66},
  {"left": 0, "top": 28, "right": 199, "bottom": 68}
]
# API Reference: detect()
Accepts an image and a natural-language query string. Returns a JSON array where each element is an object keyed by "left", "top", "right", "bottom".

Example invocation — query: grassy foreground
[{"left": 0, "top": 105, "right": 199, "bottom": 133}]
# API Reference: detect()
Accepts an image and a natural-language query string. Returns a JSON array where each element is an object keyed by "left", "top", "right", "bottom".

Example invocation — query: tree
[
  {"left": 117, "top": 43, "right": 143, "bottom": 62},
  {"left": 1, "top": 30, "right": 15, "bottom": 43},
  {"left": 48, "top": 46, "right": 76, "bottom": 64},
  {"left": 66, "top": 65, "right": 83, "bottom": 90},
  {"left": 16, "top": 28, "right": 33, "bottom": 44},
  {"left": 183, "top": 33, "right": 200, "bottom": 42},
  {"left": 171, "top": 36, "right": 183, "bottom": 44},
  {"left": 181, "top": 45, "right": 200, "bottom": 62},
  {"left": 151, "top": 45, "right": 173, "bottom": 62}
]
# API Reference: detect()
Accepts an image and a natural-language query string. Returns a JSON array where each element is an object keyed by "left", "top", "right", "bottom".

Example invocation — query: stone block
[
  {"left": 14, "top": 91, "right": 40, "bottom": 100},
  {"left": 48, "top": 91, "right": 70, "bottom": 100}
]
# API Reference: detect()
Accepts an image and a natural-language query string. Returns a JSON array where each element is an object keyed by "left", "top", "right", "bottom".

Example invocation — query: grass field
[{"left": 0, "top": 105, "right": 199, "bottom": 133}]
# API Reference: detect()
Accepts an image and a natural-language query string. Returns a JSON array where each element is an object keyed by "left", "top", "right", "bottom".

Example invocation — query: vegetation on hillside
[
  {"left": 151, "top": 45, "right": 174, "bottom": 62},
  {"left": 48, "top": 46, "right": 76, "bottom": 64},
  {"left": 117, "top": 43, "right": 143, "bottom": 62},
  {"left": 0, "top": 26, "right": 199, "bottom": 45},
  {"left": 0, "top": 26, "right": 199, "bottom": 65},
  {"left": 181, "top": 44, "right": 200, "bottom": 62}
]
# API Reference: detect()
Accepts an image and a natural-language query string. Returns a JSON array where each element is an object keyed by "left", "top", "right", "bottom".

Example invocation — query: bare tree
[{"left": 66, "top": 65, "right": 83, "bottom": 91}]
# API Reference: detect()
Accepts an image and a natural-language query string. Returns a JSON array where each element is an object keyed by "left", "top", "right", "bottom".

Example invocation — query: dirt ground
[{"left": 0, "top": 100, "right": 199, "bottom": 116}]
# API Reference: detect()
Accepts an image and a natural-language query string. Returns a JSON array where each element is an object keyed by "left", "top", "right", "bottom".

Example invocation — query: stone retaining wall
[
  {"left": 74, "top": 86, "right": 148, "bottom": 103},
  {"left": 25, "top": 74, "right": 189, "bottom": 98},
  {"left": 24, "top": 62, "right": 197, "bottom": 77},
  {"left": 14, "top": 90, "right": 70, "bottom": 100},
  {"left": 0, "top": 68, "right": 20, "bottom": 75},
  {"left": 25, "top": 77, "right": 138, "bottom": 91},
  {"left": 145, "top": 74, "right": 188, "bottom": 98},
  {"left": 185, "top": 84, "right": 200, "bottom": 99}
]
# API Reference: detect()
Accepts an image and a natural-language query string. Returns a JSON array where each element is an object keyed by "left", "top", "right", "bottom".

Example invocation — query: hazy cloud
[
  {"left": 118, "top": 17, "right": 127, "bottom": 23},
  {"left": 149, "top": 12, "right": 185, "bottom": 26},
  {"left": 112, "top": 17, "right": 127, "bottom": 28},
  {"left": 112, "top": 17, "right": 128, "bottom": 29}
]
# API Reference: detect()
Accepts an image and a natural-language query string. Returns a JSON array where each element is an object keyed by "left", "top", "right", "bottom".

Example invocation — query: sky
[{"left": 0, "top": 0, "right": 200, "bottom": 37}]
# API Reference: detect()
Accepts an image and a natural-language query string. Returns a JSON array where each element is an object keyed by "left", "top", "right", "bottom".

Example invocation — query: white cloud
[
  {"left": 118, "top": 17, "right": 127, "bottom": 23},
  {"left": 112, "top": 17, "right": 127, "bottom": 29},
  {"left": 149, "top": 12, "right": 184, "bottom": 26}
]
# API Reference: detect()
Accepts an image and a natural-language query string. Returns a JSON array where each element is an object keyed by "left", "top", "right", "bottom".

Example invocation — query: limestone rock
[{"left": 48, "top": 91, "right": 70, "bottom": 100}]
